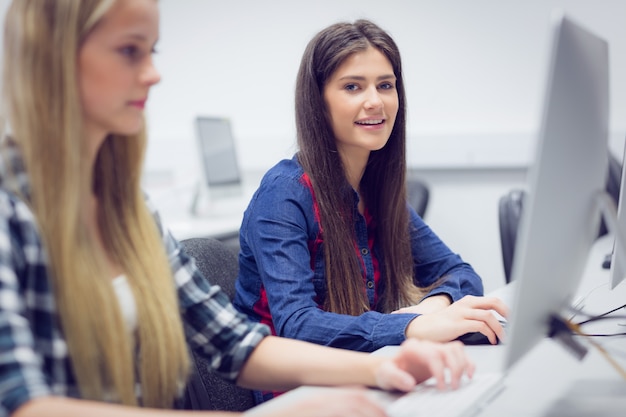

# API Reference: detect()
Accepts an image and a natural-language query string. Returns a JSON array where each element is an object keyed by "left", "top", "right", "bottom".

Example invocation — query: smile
[{"left": 355, "top": 119, "right": 384, "bottom": 125}]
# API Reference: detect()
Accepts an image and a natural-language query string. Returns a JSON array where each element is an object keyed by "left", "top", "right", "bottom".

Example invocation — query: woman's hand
[
  {"left": 402, "top": 295, "right": 509, "bottom": 344},
  {"left": 374, "top": 339, "right": 474, "bottom": 392},
  {"left": 247, "top": 339, "right": 474, "bottom": 416}
]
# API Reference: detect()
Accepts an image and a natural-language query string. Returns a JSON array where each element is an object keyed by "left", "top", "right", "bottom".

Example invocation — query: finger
[
  {"left": 442, "top": 342, "right": 461, "bottom": 389},
  {"left": 459, "top": 295, "right": 510, "bottom": 318},
  {"left": 487, "top": 297, "right": 510, "bottom": 319},
  {"left": 441, "top": 345, "right": 461, "bottom": 389},
  {"left": 463, "top": 309, "right": 506, "bottom": 344},
  {"left": 430, "top": 361, "right": 447, "bottom": 391},
  {"left": 394, "top": 339, "right": 437, "bottom": 384},
  {"left": 483, "top": 313, "right": 506, "bottom": 343},
  {"left": 476, "top": 321, "right": 499, "bottom": 345},
  {"left": 421, "top": 345, "right": 447, "bottom": 390},
  {"left": 398, "top": 339, "right": 448, "bottom": 387},
  {"left": 462, "top": 342, "right": 477, "bottom": 378},
  {"left": 375, "top": 359, "right": 416, "bottom": 392},
  {"left": 442, "top": 341, "right": 473, "bottom": 389}
]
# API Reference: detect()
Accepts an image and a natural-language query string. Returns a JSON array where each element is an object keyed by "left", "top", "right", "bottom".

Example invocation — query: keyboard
[{"left": 382, "top": 372, "right": 505, "bottom": 417}]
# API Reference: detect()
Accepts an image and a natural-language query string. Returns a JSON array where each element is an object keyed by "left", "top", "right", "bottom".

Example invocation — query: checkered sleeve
[
  {"left": 146, "top": 197, "right": 270, "bottom": 383},
  {"left": 0, "top": 192, "right": 51, "bottom": 416}
]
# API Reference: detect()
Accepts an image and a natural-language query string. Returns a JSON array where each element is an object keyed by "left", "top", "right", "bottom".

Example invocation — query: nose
[
  {"left": 141, "top": 58, "right": 161, "bottom": 86},
  {"left": 364, "top": 86, "right": 383, "bottom": 110}
]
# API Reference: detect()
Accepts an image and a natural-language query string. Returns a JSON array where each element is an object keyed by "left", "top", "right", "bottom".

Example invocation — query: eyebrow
[
  {"left": 116, "top": 33, "right": 160, "bottom": 49},
  {"left": 122, "top": 33, "right": 149, "bottom": 42},
  {"left": 336, "top": 74, "right": 396, "bottom": 82},
  {"left": 117, "top": 30, "right": 159, "bottom": 43}
]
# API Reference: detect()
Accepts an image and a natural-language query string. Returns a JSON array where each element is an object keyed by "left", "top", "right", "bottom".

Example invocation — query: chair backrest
[
  {"left": 599, "top": 151, "right": 622, "bottom": 236},
  {"left": 179, "top": 237, "right": 256, "bottom": 412},
  {"left": 407, "top": 178, "right": 430, "bottom": 218},
  {"left": 498, "top": 189, "right": 526, "bottom": 284}
]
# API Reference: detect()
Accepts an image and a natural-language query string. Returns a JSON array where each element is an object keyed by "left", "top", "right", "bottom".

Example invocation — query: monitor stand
[{"left": 189, "top": 181, "right": 246, "bottom": 218}]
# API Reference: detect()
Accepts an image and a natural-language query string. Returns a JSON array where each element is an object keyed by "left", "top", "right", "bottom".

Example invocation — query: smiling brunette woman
[{"left": 233, "top": 19, "right": 508, "bottom": 404}]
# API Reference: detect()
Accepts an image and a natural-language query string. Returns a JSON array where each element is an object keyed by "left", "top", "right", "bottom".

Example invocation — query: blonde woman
[{"left": 0, "top": 1, "right": 474, "bottom": 416}]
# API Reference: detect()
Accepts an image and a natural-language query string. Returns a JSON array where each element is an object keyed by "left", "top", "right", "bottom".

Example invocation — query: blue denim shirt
[{"left": 234, "top": 157, "right": 484, "bottom": 353}]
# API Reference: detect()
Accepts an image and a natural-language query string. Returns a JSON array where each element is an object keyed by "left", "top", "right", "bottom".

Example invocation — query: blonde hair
[{"left": 2, "top": 0, "right": 189, "bottom": 407}]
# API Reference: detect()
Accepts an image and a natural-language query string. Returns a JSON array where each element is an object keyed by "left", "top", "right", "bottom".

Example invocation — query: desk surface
[
  {"left": 145, "top": 174, "right": 261, "bottom": 241},
  {"left": 248, "top": 236, "right": 626, "bottom": 417}
]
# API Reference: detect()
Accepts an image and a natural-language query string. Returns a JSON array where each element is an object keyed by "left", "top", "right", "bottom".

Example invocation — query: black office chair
[
  {"left": 498, "top": 151, "right": 622, "bottom": 284},
  {"left": 599, "top": 151, "right": 623, "bottom": 237},
  {"left": 179, "top": 237, "right": 256, "bottom": 412},
  {"left": 498, "top": 189, "right": 526, "bottom": 284},
  {"left": 407, "top": 178, "right": 430, "bottom": 218}
]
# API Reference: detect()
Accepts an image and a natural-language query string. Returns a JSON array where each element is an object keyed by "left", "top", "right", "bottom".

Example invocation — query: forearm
[
  {"left": 13, "top": 396, "right": 239, "bottom": 417},
  {"left": 275, "top": 309, "right": 412, "bottom": 351},
  {"left": 237, "top": 336, "right": 384, "bottom": 391}
]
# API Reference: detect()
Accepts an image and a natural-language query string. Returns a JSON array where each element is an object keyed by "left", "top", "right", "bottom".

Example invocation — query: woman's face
[
  {"left": 323, "top": 46, "right": 399, "bottom": 164},
  {"left": 78, "top": 0, "right": 161, "bottom": 144}
]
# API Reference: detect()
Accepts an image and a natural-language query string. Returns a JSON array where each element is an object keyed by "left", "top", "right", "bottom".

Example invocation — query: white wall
[
  {"left": 0, "top": 0, "right": 622, "bottom": 291},
  {"left": 147, "top": 0, "right": 626, "bottom": 178},
  {"left": 143, "top": 1, "right": 626, "bottom": 292}
]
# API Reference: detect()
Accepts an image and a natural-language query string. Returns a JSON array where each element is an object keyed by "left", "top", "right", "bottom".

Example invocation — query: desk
[
  {"left": 473, "top": 235, "right": 626, "bottom": 417},
  {"left": 144, "top": 173, "right": 261, "bottom": 241},
  {"left": 248, "top": 236, "right": 626, "bottom": 417}
]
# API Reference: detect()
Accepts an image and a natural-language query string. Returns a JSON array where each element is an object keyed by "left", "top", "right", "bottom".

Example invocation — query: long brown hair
[
  {"left": 2, "top": 0, "right": 189, "bottom": 407},
  {"left": 295, "top": 19, "right": 425, "bottom": 316}
]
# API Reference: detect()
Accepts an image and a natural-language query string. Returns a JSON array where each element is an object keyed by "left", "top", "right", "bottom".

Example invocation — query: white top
[{"left": 112, "top": 275, "right": 138, "bottom": 334}]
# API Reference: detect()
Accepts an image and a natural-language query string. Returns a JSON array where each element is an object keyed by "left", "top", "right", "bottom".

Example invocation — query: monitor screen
[
  {"left": 504, "top": 12, "right": 609, "bottom": 369},
  {"left": 195, "top": 116, "right": 241, "bottom": 187}
]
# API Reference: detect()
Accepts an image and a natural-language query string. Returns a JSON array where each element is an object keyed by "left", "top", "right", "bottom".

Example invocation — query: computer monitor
[
  {"left": 608, "top": 140, "right": 626, "bottom": 290},
  {"left": 504, "top": 12, "right": 609, "bottom": 369},
  {"left": 190, "top": 116, "right": 244, "bottom": 215},
  {"left": 195, "top": 116, "right": 242, "bottom": 190}
]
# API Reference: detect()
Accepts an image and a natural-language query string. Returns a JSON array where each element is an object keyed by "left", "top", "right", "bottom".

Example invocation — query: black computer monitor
[{"left": 608, "top": 140, "right": 626, "bottom": 290}]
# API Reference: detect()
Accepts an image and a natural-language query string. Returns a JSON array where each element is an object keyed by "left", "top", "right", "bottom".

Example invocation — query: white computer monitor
[
  {"left": 504, "top": 12, "right": 609, "bottom": 369},
  {"left": 190, "top": 116, "right": 244, "bottom": 215},
  {"left": 195, "top": 116, "right": 242, "bottom": 189}
]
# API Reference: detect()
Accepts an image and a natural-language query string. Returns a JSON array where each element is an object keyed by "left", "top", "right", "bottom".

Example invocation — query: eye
[
  {"left": 119, "top": 43, "right": 157, "bottom": 61},
  {"left": 119, "top": 45, "right": 140, "bottom": 59},
  {"left": 344, "top": 83, "right": 360, "bottom": 92},
  {"left": 379, "top": 81, "right": 395, "bottom": 90}
]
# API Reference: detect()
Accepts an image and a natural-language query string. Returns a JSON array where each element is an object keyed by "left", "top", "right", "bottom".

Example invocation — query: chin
[{"left": 113, "top": 122, "right": 145, "bottom": 136}]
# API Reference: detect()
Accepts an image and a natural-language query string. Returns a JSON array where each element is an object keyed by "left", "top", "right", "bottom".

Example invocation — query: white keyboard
[{"left": 384, "top": 372, "right": 505, "bottom": 417}]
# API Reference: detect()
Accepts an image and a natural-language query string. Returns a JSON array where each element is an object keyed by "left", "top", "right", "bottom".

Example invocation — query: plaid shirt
[{"left": 0, "top": 143, "right": 270, "bottom": 415}]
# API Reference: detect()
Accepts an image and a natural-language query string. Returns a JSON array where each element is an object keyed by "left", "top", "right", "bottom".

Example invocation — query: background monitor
[
  {"left": 195, "top": 116, "right": 242, "bottom": 189},
  {"left": 504, "top": 12, "right": 609, "bottom": 369}
]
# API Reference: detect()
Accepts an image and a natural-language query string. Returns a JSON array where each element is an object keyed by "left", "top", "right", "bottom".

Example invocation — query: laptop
[{"left": 377, "top": 11, "right": 609, "bottom": 417}]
